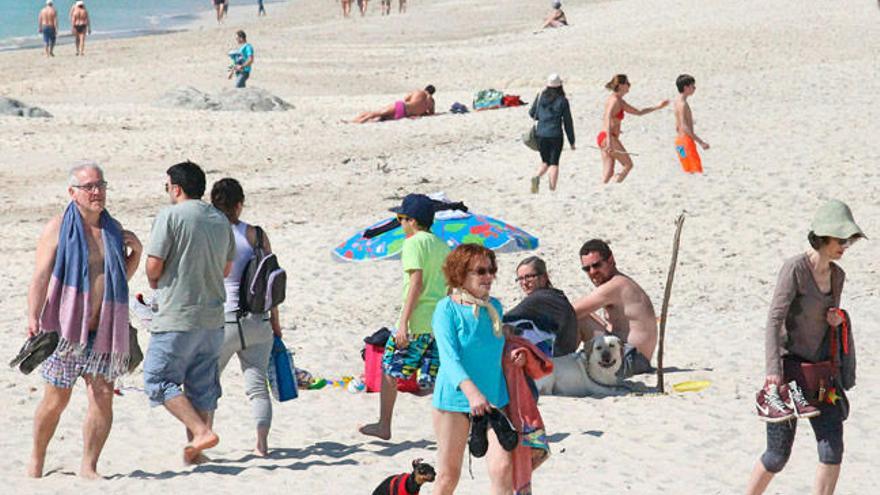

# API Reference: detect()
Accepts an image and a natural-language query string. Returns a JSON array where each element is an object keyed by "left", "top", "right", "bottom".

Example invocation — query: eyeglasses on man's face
[{"left": 72, "top": 180, "right": 108, "bottom": 193}]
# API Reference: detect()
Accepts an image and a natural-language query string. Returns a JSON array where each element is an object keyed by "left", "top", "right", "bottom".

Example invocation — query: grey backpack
[{"left": 238, "top": 226, "right": 287, "bottom": 316}]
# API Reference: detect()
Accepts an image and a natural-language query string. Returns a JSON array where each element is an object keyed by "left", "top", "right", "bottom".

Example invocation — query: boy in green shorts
[{"left": 359, "top": 194, "right": 450, "bottom": 440}]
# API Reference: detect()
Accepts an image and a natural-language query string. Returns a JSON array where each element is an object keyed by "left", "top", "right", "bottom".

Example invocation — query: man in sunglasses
[
  {"left": 360, "top": 193, "right": 450, "bottom": 440},
  {"left": 572, "top": 239, "right": 657, "bottom": 378}
]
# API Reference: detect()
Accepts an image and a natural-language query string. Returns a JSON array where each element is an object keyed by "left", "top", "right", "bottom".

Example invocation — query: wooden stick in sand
[
  {"left": 656, "top": 211, "right": 686, "bottom": 393},
  {"left": 585, "top": 145, "right": 639, "bottom": 156}
]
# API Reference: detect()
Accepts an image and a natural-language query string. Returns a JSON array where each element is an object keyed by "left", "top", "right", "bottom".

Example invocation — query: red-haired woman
[{"left": 431, "top": 244, "right": 515, "bottom": 494}]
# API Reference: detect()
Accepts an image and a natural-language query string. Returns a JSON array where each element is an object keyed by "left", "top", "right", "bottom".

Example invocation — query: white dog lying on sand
[{"left": 536, "top": 335, "right": 629, "bottom": 397}]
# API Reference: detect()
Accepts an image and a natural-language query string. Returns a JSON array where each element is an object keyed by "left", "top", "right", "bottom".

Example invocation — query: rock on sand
[
  {"left": 0, "top": 97, "right": 52, "bottom": 118},
  {"left": 155, "top": 86, "right": 292, "bottom": 112}
]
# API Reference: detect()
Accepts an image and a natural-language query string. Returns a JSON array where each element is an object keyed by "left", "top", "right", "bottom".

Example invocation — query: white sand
[{"left": 1, "top": 0, "right": 879, "bottom": 492}]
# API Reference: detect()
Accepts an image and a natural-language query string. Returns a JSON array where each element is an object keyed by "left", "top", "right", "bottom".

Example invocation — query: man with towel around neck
[{"left": 26, "top": 162, "right": 142, "bottom": 479}]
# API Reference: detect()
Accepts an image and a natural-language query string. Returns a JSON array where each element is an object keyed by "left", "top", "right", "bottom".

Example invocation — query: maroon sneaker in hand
[
  {"left": 782, "top": 381, "right": 821, "bottom": 419},
  {"left": 755, "top": 384, "right": 795, "bottom": 423}
]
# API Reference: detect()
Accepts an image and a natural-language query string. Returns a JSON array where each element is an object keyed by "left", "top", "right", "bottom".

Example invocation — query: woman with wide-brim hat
[
  {"left": 528, "top": 73, "right": 575, "bottom": 194},
  {"left": 746, "top": 199, "right": 865, "bottom": 495}
]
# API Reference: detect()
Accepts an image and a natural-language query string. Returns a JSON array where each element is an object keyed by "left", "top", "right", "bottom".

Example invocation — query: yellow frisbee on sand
[{"left": 672, "top": 380, "right": 712, "bottom": 393}]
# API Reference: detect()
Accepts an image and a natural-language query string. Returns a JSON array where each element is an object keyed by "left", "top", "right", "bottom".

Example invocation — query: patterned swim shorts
[
  {"left": 381, "top": 333, "right": 439, "bottom": 389},
  {"left": 41, "top": 333, "right": 113, "bottom": 388}
]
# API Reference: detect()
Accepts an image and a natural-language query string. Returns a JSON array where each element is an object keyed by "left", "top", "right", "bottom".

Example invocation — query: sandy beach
[{"left": 1, "top": 0, "right": 879, "bottom": 492}]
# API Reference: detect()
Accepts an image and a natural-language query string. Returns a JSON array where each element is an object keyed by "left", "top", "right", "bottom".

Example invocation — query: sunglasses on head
[
  {"left": 470, "top": 266, "right": 497, "bottom": 276},
  {"left": 581, "top": 259, "right": 606, "bottom": 273}
]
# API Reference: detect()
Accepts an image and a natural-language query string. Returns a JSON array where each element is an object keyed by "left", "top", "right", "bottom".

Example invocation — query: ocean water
[{"left": 0, "top": 0, "right": 227, "bottom": 51}]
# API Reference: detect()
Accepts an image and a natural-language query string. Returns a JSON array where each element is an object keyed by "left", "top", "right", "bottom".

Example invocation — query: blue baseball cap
[{"left": 390, "top": 193, "right": 435, "bottom": 228}]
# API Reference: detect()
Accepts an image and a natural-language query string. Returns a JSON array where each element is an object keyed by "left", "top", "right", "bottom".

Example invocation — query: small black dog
[{"left": 372, "top": 458, "right": 436, "bottom": 495}]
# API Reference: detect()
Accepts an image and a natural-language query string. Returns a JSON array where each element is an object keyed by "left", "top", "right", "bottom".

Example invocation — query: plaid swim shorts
[
  {"left": 41, "top": 333, "right": 113, "bottom": 388},
  {"left": 382, "top": 333, "right": 439, "bottom": 389}
]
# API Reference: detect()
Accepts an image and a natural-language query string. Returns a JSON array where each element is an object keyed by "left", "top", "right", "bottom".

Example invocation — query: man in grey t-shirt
[{"left": 143, "top": 161, "right": 235, "bottom": 465}]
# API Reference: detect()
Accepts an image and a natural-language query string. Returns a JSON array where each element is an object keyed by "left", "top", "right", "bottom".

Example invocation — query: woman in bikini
[{"left": 598, "top": 74, "right": 669, "bottom": 183}]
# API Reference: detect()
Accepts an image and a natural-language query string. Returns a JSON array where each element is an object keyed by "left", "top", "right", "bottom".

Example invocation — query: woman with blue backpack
[
  {"left": 529, "top": 73, "right": 575, "bottom": 194},
  {"left": 211, "top": 178, "right": 285, "bottom": 457}
]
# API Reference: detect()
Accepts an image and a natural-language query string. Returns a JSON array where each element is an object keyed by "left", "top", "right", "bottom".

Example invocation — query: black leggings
[{"left": 761, "top": 401, "right": 844, "bottom": 473}]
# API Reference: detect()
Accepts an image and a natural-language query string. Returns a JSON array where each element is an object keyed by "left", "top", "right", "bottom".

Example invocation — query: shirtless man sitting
[
  {"left": 572, "top": 239, "right": 657, "bottom": 378},
  {"left": 352, "top": 85, "right": 436, "bottom": 123}
]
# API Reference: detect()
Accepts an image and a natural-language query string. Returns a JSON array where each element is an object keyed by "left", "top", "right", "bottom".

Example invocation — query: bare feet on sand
[
  {"left": 183, "top": 432, "right": 219, "bottom": 464},
  {"left": 79, "top": 468, "right": 103, "bottom": 480},
  {"left": 358, "top": 422, "right": 391, "bottom": 440},
  {"left": 185, "top": 453, "right": 211, "bottom": 465},
  {"left": 26, "top": 457, "right": 44, "bottom": 478}
]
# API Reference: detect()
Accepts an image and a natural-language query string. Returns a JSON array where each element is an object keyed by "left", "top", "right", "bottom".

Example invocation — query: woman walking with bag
[
  {"left": 211, "top": 178, "right": 283, "bottom": 457},
  {"left": 529, "top": 73, "right": 575, "bottom": 194},
  {"left": 746, "top": 200, "right": 864, "bottom": 495}
]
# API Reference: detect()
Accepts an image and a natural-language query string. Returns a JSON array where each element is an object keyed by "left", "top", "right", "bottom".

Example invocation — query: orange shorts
[{"left": 675, "top": 134, "right": 702, "bottom": 174}]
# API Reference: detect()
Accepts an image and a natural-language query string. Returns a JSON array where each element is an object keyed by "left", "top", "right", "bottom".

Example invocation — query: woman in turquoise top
[{"left": 431, "top": 244, "right": 513, "bottom": 494}]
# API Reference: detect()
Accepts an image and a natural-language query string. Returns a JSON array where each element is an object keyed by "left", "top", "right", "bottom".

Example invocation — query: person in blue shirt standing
[
  {"left": 431, "top": 244, "right": 515, "bottom": 494},
  {"left": 232, "top": 30, "right": 254, "bottom": 88}
]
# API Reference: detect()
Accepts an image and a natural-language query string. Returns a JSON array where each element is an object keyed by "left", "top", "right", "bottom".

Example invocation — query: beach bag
[
  {"left": 782, "top": 310, "right": 851, "bottom": 405},
  {"left": 523, "top": 125, "right": 539, "bottom": 151},
  {"left": 239, "top": 226, "right": 287, "bottom": 315},
  {"left": 473, "top": 89, "right": 504, "bottom": 111},
  {"left": 450, "top": 102, "right": 469, "bottom": 114},
  {"left": 783, "top": 358, "right": 838, "bottom": 406},
  {"left": 523, "top": 92, "right": 541, "bottom": 151},
  {"left": 362, "top": 328, "right": 419, "bottom": 393},
  {"left": 268, "top": 335, "right": 298, "bottom": 402},
  {"left": 502, "top": 95, "right": 525, "bottom": 107}
]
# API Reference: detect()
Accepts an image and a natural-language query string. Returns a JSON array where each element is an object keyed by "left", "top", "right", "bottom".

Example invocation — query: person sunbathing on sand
[
  {"left": 352, "top": 85, "right": 436, "bottom": 123},
  {"left": 541, "top": 1, "right": 568, "bottom": 29}
]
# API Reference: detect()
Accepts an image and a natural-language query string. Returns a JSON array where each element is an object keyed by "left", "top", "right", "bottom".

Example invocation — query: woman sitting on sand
[
  {"left": 541, "top": 1, "right": 568, "bottom": 29},
  {"left": 211, "top": 178, "right": 285, "bottom": 457},
  {"left": 431, "top": 244, "right": 515, "bottom": 494},
  {"left": 598, "top": 74, "right": 668, "bottom": 183},
  {"left": 503, "top": 256, "right": 580, "bottom": 358},
  {"left": 745, "top": 200, "right": 863, "bottom": 495}
]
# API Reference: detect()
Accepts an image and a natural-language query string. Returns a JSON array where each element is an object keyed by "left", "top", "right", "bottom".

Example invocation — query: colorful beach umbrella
[{"left": 333, "top": 213, "right": 539, "bottom": 262}]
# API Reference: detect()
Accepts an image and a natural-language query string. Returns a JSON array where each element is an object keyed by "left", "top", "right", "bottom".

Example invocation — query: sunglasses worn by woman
[
  {"left": 746, "top": 200, "right": 864, "bottom": 495},
  {"left": 430, "top": 244, "right": 514, "bottom": 494}
]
